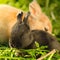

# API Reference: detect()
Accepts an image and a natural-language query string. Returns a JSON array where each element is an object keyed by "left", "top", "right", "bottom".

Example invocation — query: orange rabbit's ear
[{"left": 29, "top": 0, "right": 42, "bottom": 18}]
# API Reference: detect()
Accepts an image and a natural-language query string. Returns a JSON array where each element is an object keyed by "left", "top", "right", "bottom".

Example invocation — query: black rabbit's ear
[
  {"left": 17, "top": 12, "right": 23, "bottom": 22},
  {"left": 23, "top": 12, "right": 30, "bottom": 23}
]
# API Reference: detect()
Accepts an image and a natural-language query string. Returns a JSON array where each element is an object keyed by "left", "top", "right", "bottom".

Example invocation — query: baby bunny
[
  {"left": 29, "top": 30, "right": 60, "bottom": 50},
  {"left": 9, "top": 12, "right": 34, "bottom": 49},
  {"left": 9, "top": 11, "right": 60, "bottom": 51}
]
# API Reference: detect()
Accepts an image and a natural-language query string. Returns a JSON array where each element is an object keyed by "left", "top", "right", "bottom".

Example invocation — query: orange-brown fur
[
  {"left": 0, "top": 1, "right": 52, "bottom": 43},
  {"left": 0, "top": 5, "right": 21, "bottom": 42},
  {"left": 29, "top": 0, "right": 52, "bottom": 33}
]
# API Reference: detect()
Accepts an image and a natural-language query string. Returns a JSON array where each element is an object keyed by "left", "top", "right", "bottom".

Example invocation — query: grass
[{"left": 0, "top": 43, "right": 60, "bottom": 60}]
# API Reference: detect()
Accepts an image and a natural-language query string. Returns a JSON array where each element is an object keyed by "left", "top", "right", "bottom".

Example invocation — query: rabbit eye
[{"left": 44, "top": 27, "right": 48, "bottom": 31}]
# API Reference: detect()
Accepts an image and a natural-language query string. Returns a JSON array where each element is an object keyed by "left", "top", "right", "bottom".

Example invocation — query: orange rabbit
[
  {"left": 29, "top": 0, "right": 52, "bottom": 33},
  {"left": 0, "top": 5, "right": 22, "bottom": 43},
  {"left": 0, "top": 0, "right": 52, "bottom": 43}
]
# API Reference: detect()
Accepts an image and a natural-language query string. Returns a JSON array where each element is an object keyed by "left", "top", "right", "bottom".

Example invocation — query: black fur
[
  {"left": 9, "top": 12, "right": 60, "bottom": 51},
  {"left": 9, "top": 12, "right": 34, "bottom": 49}
]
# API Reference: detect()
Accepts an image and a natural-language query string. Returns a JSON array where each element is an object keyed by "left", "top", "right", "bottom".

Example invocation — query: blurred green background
[{"left": 0, "top": 0, "right": 60, "bottom": 40}]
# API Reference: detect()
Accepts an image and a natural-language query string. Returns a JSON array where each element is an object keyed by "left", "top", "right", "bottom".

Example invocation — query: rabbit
[
  {"left": 29, "top": 30, "right": 60, "bottom": 50},
  {"left": 29, "top": 0, "right": 52, "bottom": 33},
  {"left": 0, "top": 0, "right": 52, "bottom": 44},
  {"left": 9, "top": 12, "right": 34, "bottom": 49},
  {"left": 9, "top": 11, "right": 60, "bottom": 51}
]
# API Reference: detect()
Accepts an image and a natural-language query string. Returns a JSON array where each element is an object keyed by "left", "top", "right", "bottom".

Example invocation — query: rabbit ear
[
  {"left": 29, "top": 0, "right": 42, "bottom": 18},
  {"left": 17, "top": 12, "right": 23, "bottom": 22},
  {"left": 23, "top": 12, "right": 30, "bottom": 24}
]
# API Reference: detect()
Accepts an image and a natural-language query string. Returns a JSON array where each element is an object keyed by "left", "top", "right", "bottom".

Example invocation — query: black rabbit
[
  {"left": 29, "top": 30, "right": 60, "bottom": 50},
  {"left": 9, "top": 12, "right": 34, "bottom": 49},
  {"left": 9, "top": 11, "right": 60, "bottom": 51}
]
